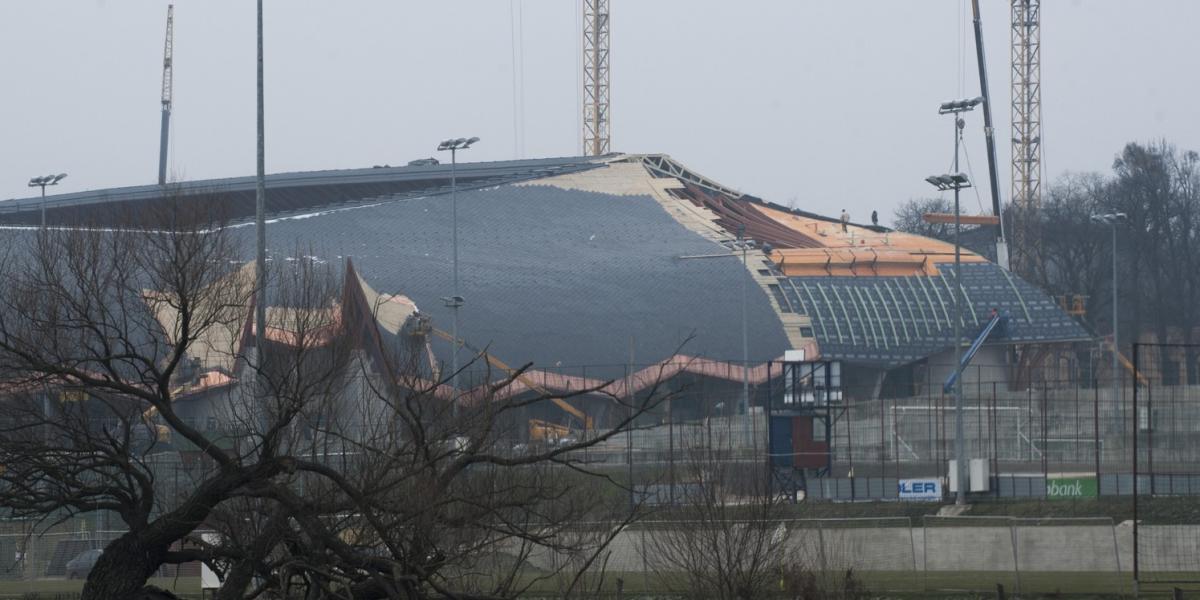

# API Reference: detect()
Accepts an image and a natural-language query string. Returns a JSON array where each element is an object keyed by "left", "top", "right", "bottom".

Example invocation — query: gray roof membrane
[
  {"left": 247, "top": 183, "right": 791, "bottom": 378},
  {"left": 0, "top": 156, "right": 604, "bottom": 227},
  {"left": 778, "top": 262, "right": 1091, "bottom": 366}
]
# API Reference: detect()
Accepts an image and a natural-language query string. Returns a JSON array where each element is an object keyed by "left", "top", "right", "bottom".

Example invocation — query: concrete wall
[{"left": 532, "top": 522, "right": 1200, "bottom": 574}]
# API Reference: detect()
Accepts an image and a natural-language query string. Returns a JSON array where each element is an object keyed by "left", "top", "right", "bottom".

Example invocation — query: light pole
[
  {"left": 28, "top": 173, "right": 67, "bottom": 228},
  {"left": 931, "top": 96, "right": 981, "bottom": 506},
  {"left": 737, "top": 224, "right": 753, "bottom": 449},
  {"left": 926, "top": 171, "right": 972, "bottom": 504},
  {"left": 254, "top": 0, "right": 267, "bottom": 363},
  {"left": 1091, "top": 212, "right": 1127, "bottom": 434},
  {"left": 437, "top": 136, "right": 479, "bottom": 394}
]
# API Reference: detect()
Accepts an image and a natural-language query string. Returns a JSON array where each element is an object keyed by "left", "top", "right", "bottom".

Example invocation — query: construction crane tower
[
  {"left": 158, "top": 4, "right": 175, "bottom": 186},
  {"left": 582, "top": 0, "right": 610, "bottom": 156},
  {"left": 1010, "top": 0, "right": 1042, "bottom": 271}
]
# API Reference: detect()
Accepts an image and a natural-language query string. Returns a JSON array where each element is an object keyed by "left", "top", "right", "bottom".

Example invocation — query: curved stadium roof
[{"left": 0, "top": 153, "right": 1090, "bottom": 377}]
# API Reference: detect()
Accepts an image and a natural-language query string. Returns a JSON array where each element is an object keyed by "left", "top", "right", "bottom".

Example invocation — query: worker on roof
[
  {"left": 871, "top": 210, "right": 879, "bottom": 226},
  {"left": 840, "top": 209, "right": 849, "bottom": 233}
]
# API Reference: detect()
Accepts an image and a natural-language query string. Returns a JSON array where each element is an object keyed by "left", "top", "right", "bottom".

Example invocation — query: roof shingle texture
[{"left": 248, "top": 183, "right": 791, "bottom": 376}]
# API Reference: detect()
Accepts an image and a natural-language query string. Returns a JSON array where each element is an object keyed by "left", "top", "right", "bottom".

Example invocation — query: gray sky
[{"left": 2, "top": 1, "right": 1197, "bottom": 225}]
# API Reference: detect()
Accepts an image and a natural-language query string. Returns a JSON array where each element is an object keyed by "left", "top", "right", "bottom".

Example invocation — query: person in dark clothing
[{"left": 871, "top": 210, "right": 879, "bottom": 226}]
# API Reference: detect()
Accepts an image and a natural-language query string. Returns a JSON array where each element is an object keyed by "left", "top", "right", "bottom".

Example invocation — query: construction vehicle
[
  {"left": 944, "top": 311, "right": 1008, "bottom": 393},
  {"left": 1103, "top": 336, "right": 1149, "bottom": 386}
]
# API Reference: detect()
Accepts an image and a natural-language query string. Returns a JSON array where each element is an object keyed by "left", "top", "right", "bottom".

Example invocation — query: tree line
[{"left": 895, "top": 141, "right": 1200, "bottom": 381}]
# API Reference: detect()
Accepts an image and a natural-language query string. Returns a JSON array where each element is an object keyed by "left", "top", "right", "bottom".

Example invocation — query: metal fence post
[
  {"left": 907, "top": 516, "right": 918, "bottom": 591},
  {"left": 921, "top": 516, "right": 929, "bottom": 592},
  {"left": 641, "top": 526, "right": 649, "bottom": 591},
  {"left": 817, "top": 521, "right": 828, "bottom": 574},
  {"left": 1094, "top": 380, "right": 1102, "bottom": 494},
  {"left": 1132, "top": 342, "right": 1140, "bottom": 587},
  {"left": 1009, "top": 517, "right": 1021, "bottom": 596},
  {"left": 1109, "top": 517, "right": 1122, "bottom": 580}
]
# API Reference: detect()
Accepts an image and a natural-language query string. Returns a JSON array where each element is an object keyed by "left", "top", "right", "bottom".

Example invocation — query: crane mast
[
  {"left": 1010, "top": 0, "right": 1042, "bottom": 274},
  {"left": 158, "top": 5, "right": 174, "bottom": 186},
  {"left": 582, "top": 0, "right": 610, "bottom": 156}
]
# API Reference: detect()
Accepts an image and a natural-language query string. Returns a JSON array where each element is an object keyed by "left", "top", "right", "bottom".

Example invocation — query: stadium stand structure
[{"left": 0, "top": 153, "right": 1091, "bottom": 438}]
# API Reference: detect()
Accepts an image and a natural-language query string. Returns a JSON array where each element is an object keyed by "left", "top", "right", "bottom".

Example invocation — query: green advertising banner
[{"left": 1046, "top": 476, "right": 1098, "bottom": 499}]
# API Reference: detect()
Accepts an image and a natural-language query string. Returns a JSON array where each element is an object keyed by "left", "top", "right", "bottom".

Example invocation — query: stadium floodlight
[
  {"left": 439, "top": 137, "right": 480, "bottom": 152},
  {"left": 436, "top": 135, "right": 481, "bottom": 398},
  {"left": 938, "top": 96, "right": 984, "bottom": 114},
  {"left": 925, "top": 173, "right": 971, "bottom": 192},
  {"left": 27, "top": 171, "right": 67, "bottom": 229}
]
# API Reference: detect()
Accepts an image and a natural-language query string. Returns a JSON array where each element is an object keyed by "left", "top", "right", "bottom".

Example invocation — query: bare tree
[
  {"left": 0, "top": 196, "right": 684, "bottom": 600},
  {"left": 200, "top": 351, "right": 673, "bottom": 600},
  {"left": 1016, "top": 172, "right": 1112, "bottom": 301},
  {"left": 642, "top": 427, "right": 856, "bottom": 600},
  {"left": 0, "top": 202, "right": 290, "bottom": 600}
]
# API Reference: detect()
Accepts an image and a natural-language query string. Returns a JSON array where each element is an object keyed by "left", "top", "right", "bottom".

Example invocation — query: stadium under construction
[{"left": 3, "top": 151, "right": 1157, "bottom": 500}]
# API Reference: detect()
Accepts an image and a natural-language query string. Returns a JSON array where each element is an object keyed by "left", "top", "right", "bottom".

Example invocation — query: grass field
[
  {"left": 3, "top": 571, "right": 1198, "bottom": 598},
  {"left": 0, "top": 576, "right": 201, "bottom": 598}
]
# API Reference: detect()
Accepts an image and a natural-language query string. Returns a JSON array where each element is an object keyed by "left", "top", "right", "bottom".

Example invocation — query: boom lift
[{"left": 943, "top": 311, "right": 1007, "bottom": 394}]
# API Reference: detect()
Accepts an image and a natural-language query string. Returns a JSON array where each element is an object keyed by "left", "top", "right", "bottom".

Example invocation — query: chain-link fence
[
  {"left": 526, "top": 357, "right": 1200, "bottom": 503},
  {"left": 1132, "top": 343, "right": 1200, "bottom": 590}
]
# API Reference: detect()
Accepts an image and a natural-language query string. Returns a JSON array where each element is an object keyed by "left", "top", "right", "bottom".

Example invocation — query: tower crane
[
  {"left": 582, "top": 0, "right": 610, "bottom": 156},
  {"left": 158, "top": 5, "right": 174, "bottom": 186}
]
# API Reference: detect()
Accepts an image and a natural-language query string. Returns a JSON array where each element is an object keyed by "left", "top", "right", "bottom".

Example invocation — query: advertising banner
[
  {"left": 898, "top": 478, "right": 942, "bottom": 501},
  {"left": 1046, "top": 476, "right": 1098, "bottom": 499}
]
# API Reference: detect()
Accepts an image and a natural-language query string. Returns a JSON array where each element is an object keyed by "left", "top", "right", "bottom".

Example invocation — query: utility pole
[
  {"left": 582, "top": 0, "right": 610, "bottom": 156},
  {"left": 158, "top": 4, "right": 175, "bottom": 186}
]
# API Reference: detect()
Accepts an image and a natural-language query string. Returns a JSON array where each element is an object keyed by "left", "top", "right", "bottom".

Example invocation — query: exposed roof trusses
[{"left": 636, "top": 154, "right": 743, "bottom": 199}]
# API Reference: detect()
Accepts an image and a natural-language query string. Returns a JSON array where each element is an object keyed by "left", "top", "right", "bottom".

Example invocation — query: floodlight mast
[
  {"left": 28, "top": 173, "right": 67, "bottom": 228},
  {"left": 929, "top": 94, "right": 978, "bottom": 506},
  {"left": 254, "top": 0, "right": 267, "bottom": 368},
  {"left": 437, "top": 136, "right": 480, "bottom": 397}
]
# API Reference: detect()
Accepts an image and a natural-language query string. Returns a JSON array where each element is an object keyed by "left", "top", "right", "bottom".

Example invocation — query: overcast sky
[{"left": 2, "top": 1, "right": 1197, "bottom": 225}]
